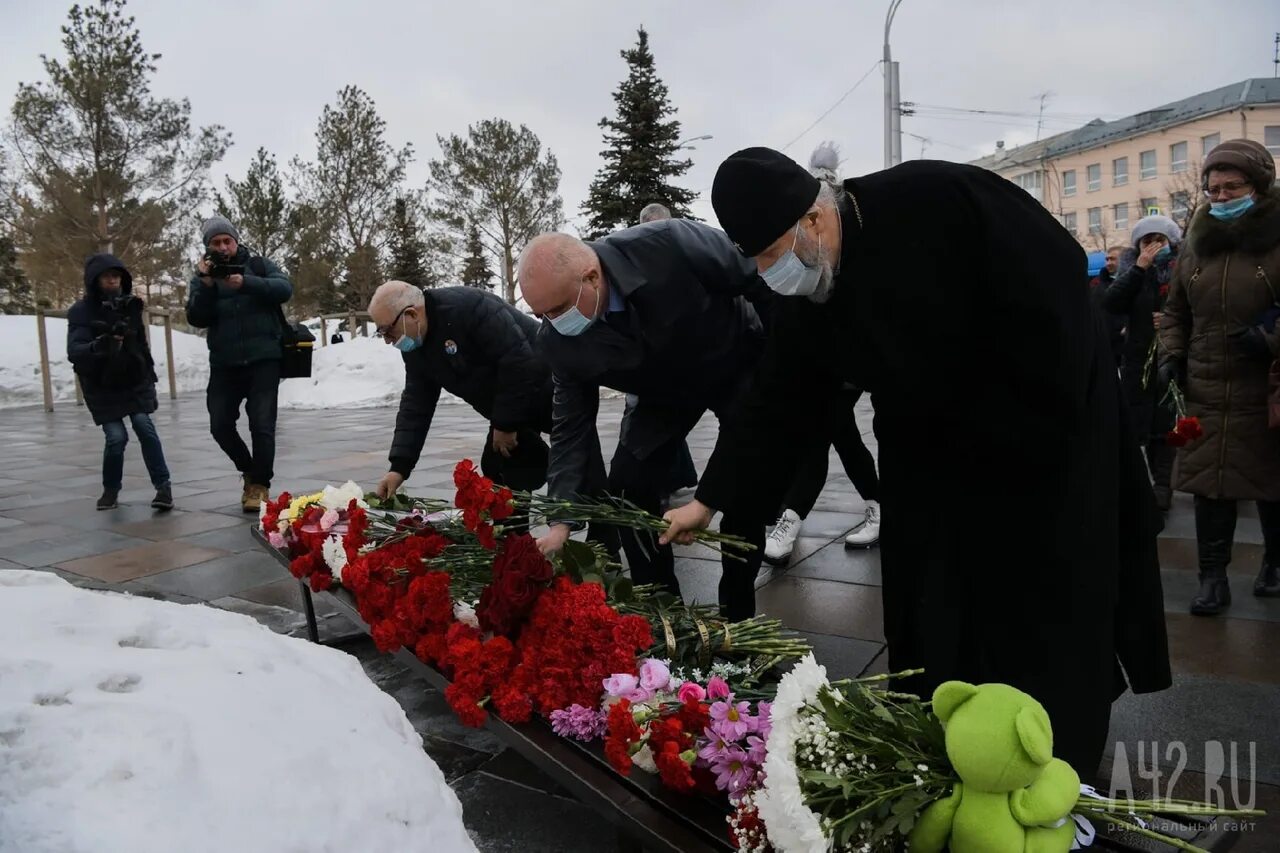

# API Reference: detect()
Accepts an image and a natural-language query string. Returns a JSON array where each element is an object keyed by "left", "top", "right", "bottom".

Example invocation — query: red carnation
[
  {"left": 445, "top": 684, "right": 488, "bottom": 728},
  {"left": 654, "top": 744, "right": 696, "bottom": 793},
  {"left": 370, "top": 619, "right": 401, "bottom": 652},
  {"left": 1176, "top": 416, "right": 1203, "bottom": 440}
]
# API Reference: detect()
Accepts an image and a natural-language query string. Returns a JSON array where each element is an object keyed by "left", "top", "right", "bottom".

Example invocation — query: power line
[{"left": 781, "top": 60, "right": 883, "bottom": 153}]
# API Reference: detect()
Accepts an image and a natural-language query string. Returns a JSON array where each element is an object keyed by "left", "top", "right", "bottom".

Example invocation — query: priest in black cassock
[{"left": 661, "top": 147, "right": 1172, "bottom": 777}]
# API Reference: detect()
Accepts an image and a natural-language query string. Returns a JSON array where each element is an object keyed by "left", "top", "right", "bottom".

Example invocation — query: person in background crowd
[
  {"left": 1104, "top": 215, "right": 1182, "bottom": 511},
  {"left": 629, "top": 200, "right": 700, "bottom": 500},
  {"left": 67, "top": 254, "right": 173, "bottom": 512},
  {"left": 185, "top": 216, "right": 294, "bottom": 513},
  {"left": 1091, "top": 246, "right": 1126, "bottom": 367},
  {"left": 1158, "top": 138, "right": 1280, "bottom": 615},
  {"left": 764, "top": 384, "right": 881, "bottom": 565},
  {"left": 662, "top": 146, "right": 1171, "bottom": 775}
]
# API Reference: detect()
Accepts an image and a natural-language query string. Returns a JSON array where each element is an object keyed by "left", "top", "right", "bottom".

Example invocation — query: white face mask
[{"left": 761, "top": 223, "right": 823, "bottom": 297}]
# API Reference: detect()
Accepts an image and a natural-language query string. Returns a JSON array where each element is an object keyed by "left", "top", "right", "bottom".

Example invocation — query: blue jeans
[{"left": 102, "top": 413, "right": 171, "bottom": 492}]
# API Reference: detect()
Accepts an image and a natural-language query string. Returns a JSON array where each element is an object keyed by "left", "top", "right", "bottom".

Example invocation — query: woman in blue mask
[
  {"left": 1103, "top": 215, "right": 1182, "bottom": 511},
  {"left": 1158, "top": 138, "right": 1280, "bottom": 615}
]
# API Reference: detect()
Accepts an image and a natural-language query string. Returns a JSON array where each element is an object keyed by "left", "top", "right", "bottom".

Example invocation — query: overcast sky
[{"left": 1, "top": 0, "right": 1276, "bottom": 234}]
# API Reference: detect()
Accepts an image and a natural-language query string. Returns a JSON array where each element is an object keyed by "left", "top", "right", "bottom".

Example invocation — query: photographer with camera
[
  {"left": 185, "top": 216, "right": 294, "bottom": 513},
  {"left": 67, "top": 254, "right": 173, "bottom": 511}
]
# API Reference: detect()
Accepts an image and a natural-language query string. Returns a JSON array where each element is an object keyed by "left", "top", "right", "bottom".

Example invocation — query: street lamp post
[
  {"left": 883, "top": 0, "right": 904, "bottom": 168},
  {"left": 676, "top": 134, "right": 713, "bottom": 151}
]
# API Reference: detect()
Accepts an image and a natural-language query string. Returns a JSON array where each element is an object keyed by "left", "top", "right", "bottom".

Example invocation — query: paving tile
[
  {"left": 1164, "top": 613, "right": 1280, "bottom": 685},
  {"left": 789, "top": 541, "right": 882, "bottom": 586},
  {"left": 175, "top": 524, "right": 258, "bottom": 553},
  {"left": 0, "top": 522, "right": 79, "bottom": 550},
  {"left": 0, "top": 531, "right": 150, "bottom": 567},
  {"left": 755, "top": 575, "right": 885, "bottom": 643},
  {"left": 452, "top": 771, "right": 621, "bottom": 853},
  {"left": 1159, "top": 537, "right": 1265, "bottom": 574},
  {"left": 138, "top": 551, "right": 290, "bottom": 600},
  {"left": 796, "top": 630, "right": 884, "bottom": 680},
  {"left": 110, "top": 509, "right": 244, "bottom": 541},
  {"left": 55, "top": 540, "right": 230, "bottom": 583},
  {"left": 1161, "top": 570, "right": 1280, "bottom": 623}
]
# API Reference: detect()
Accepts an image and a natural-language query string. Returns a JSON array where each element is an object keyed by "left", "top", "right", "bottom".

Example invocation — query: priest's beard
[{"left": 795, "top": 231, "right": 837, "bottom": 304}]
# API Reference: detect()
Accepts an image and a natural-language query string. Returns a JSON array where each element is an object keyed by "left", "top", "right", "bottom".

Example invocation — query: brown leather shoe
[{"left": 242, "top": 483, "right": 269, "bottom": 514}]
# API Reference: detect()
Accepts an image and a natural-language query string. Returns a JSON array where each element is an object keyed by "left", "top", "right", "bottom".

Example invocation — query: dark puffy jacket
[
  {"left": 388, "top": 286, "right": 552, "bottom": 477},
  {"left": 1103, "top": 248, "right": 1178, "bottom": 439},
  {"left": 66, "top": 254, "right": 159, "bottom": 425},
  {"left": 185, "top": 246, "right": 293, "bottom": 367}
]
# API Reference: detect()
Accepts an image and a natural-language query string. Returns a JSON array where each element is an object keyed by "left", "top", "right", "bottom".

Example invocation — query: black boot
[
  {"left": 96, "top": 490, "right": 119, "bottom": 511},
  {"left": 1191, "top": 496, "right": 1236, "bottom": 616},
  {"left": 1254, "top": 563, "right": 1280, "bottom": 597},
  {"left": 151, "top": 482, "right": 174, "bottom": 512},
  {"left": 1148, "top": 439, "right": 1175, "bottom": 512},
  {"left": 1191, "top": 576, "right": 1232, "bottom": 615}
]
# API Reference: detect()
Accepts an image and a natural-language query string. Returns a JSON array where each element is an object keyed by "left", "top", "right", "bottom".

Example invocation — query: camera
[{"left": 204, "top": 250, "right": 244, "bottom": 279}]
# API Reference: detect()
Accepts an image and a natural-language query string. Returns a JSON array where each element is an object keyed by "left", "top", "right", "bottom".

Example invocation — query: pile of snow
[
  {"left": 278, "top": 336, "right": 463, "bottom": 410},
  {"left": 0, "top": 315, "right": 210, "bottom": 410},
  {"left": 0, "top": 570, "right": 476, "bottom": 853}
]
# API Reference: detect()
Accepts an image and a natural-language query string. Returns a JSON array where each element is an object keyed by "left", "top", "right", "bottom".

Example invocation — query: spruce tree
[
  {"left": 0, "top": 233, "right": 33, "bottom": 314},
  {"left": 387, "top": 197, "right": 428, "bottom": 287},
  {"left": 581, "top": 27, "right": 697, "bottom": 238},
  {"left": 460, "top": 222, "right": 494, "bottom": 290}
]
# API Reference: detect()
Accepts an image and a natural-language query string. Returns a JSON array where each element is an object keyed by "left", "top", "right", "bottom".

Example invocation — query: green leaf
[
  {"left": 581, "top": 573, "right": 605, "bottom": 587},
  {"left": 609, "top": 576, "right": 634, "bottom": 602}
]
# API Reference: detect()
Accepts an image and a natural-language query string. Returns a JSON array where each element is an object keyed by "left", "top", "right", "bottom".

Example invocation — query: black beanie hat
[{"left": 712, "top": 147, "right": 821, "bottom": 257}]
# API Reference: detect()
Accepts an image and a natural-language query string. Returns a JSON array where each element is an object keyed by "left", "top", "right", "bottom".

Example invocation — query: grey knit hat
[
  {"left": 200, "top": 216, "right": 240, "bottom": 246},
  {"left": 1131, "top": 214, "right": 1182, "bottom": 248}
]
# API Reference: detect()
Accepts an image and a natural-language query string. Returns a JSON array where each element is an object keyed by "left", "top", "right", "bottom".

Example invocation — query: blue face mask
[
  {"left": 761, "top": 223, "right": 823, "bottom": 297},
  {"left": 1208, "top": 195, "right": 1256, "bottom": 221},
  {"left": 550, "top": 279, "right": 600, "bottom": 337},
  {"left": 1154, "top": 245, "right": 1172, "bottom": 263},
  {"left": 394, "top": 315, "right": 422, "bottom": 353}
]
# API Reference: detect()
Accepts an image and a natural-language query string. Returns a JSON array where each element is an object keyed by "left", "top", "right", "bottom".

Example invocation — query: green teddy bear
[{"left": 908, "top": 681, "right": 1080, "bottom": 853}]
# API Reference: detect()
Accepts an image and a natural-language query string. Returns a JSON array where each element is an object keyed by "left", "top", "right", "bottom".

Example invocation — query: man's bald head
[
  {"left": 518, "top": 233, "right": 602, "bottom": 318},
  {"left": 368, "top": 280, "right": 426, "bottom": 343},
  {"left": 638, "top": 203, "right": 671, "bottom": 223}
]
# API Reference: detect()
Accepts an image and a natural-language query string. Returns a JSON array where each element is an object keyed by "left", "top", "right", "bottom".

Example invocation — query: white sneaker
[
  {"left": 844, "top": 501, "right": 880, "bottom": 549},
  {"left": 764, "top": 509, "right": 803, "bottom": 566}
]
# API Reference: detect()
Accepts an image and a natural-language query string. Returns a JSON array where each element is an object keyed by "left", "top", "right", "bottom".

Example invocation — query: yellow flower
[{"left": 283, "top": 492, "right": 324, "bottom": 521}]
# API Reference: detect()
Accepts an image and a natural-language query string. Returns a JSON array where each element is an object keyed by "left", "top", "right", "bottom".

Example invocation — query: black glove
[
  {"left": 1229, "top": 325, "right": 1272, "bottom": 361},
  {"left": 1157, "top": 358, "right": 1186, "bottom": 389}
]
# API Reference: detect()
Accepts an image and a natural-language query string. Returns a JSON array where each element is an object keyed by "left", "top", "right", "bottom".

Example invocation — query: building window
[
  {"left": 1140, "top": 149, "right": 1157, "bottom": 180},
  {"left": 1062, "top": 169, "right": 1077, "bottom": 197},
  {"left": 1087, "top": 163, "right": 1101, "bottom": 192},
  {"left": 1171, "top": 192, "right": 1191, "bottom": 222},
  {"left": 1012, "top": 171, "right": 1043, "bottom": 200},
  {"left": 1063, "top": 211, "right": 1077, "bottom": 234},
  {"left": 1113, "top": 157, "right": 1129, "bottom": 186},
  {"left": 1141, "top": 197, "right": 1159, "bottom": 216},
  {"left": 1170, "top": 141, "right": 1188, "bottom": 174},
  {"left": 1266, "top": 126, "right": 1280, "bottom": 157},
  {"left": 1113, "top": 203, "right": 1129, "bottom": 232},
  {"left": 1201, "top": 133, "right": 1221, "bottom": 159},
  {"left": 1087, "top": 207, "right": 1103, "bottom": 234}
]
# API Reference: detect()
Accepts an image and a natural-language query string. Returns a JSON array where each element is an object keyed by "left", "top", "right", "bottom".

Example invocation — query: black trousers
[
  {"left": 207, "top": 360, "right": 280, "bottom": 488},
  {"left": 783, "top": 388, "right": 880, "bottom": 518},
  {"left": 1194, "top": 495, "right": 1280, "bottom": 577},
  {"left": 608, "top": 426, "right": 766, "bottom": 622}
]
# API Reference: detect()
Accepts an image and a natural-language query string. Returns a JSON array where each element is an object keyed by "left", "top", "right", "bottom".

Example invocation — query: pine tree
[
  {"left": 0, "top": 232, "right": 33, "bottom": 314},
  {"left": 581, "top": 27, "right": 697, "bottom": 238},
  {"left": 387, "top": 197, "right": 428, "bottom": 287},
  {"left": 460, "top": 222, "right": 494, "bottom": 290},
  {"left": 216, "top": 148, "right": 291, "bottom": 258}
]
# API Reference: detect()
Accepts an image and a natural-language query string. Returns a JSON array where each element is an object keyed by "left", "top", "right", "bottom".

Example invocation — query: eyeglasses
[
  {"left": 1203, "top": 180, "right": 1251, "bottom": 198},
  {"left": 375, "top": 306, "right": 409, "bottom": 340}
]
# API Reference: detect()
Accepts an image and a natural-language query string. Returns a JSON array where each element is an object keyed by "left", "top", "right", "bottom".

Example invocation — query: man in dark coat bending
[{"left": 661, "top": 148, "right": 1172, "bottom": 777}]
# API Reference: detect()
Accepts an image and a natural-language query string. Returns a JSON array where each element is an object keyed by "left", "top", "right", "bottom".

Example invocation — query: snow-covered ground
[
  {"left": 0, "top": 315, "right": 210, "bottom": 410},
  {"left": 0, "top": 571, "right": 477, "bottom": 853},
  {"left": 278, "top": 336, "right": 427, "bottom": 410}
]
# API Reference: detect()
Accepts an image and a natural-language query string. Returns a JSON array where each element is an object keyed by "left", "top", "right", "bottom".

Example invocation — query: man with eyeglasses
[
  {"left": 368, "top": 281, "right": 606, "bottom": 504},
  {"left": 659, "top": 147, "right": 1173, "bottom": 777},
  {"left": 518, "top": 221, "right": 773, "bottom": 621}
]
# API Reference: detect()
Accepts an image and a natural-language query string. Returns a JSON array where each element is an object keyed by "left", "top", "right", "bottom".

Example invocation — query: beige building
[{"left": 970, "top": 79, "right": 1280, "bottom": 251}]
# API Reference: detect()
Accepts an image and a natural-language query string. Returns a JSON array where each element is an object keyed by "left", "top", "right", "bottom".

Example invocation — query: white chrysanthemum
[
  {"left": 452, "top": 601, "right": 479, "bottom": 629},
  {"left": 321, "top": 535, "right": 348, "bottom": 581},
  {"left": 755, "top": 654, "right": 829, "bottom": 853},
  {"left": 319, "top": 481, "right": 369, "bottom": 512}
]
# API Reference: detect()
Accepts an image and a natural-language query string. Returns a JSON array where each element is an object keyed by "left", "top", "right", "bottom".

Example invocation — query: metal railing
[{"left": 35, "top": 309, "right": 179, "bottom": 413}]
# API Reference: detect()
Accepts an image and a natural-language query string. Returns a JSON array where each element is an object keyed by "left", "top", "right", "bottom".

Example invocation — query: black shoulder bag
[{"left": 248, "top": 256, "right": 315, "bottom": 379}]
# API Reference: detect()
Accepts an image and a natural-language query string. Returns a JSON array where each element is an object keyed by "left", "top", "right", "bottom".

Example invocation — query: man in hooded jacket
[
  {"left": 67, "top": 254, "right": 173, "bottom": 511},
  {"left": 662, "top": 147, "right": 1172, "bottom": 777}
]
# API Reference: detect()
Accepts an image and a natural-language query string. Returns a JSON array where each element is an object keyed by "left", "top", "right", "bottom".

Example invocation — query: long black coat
[
  {"left": 1103, "top": 249, "right": 1177, "bottom": 440},
  {"left": 699, "top": 161, "right": 1171, "bottom": 776},
  {"left": 66, "top": 254, "right": 159, "bottom": 425},
  {"left": 1088, "top": 268, "right": 1125, "bottom": 367},
  {"left": 388, "top": 287, "right": 552, "bottom": 479},
  {"left": 537, "top": 219, "right": 770, "bottom": 498}
]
